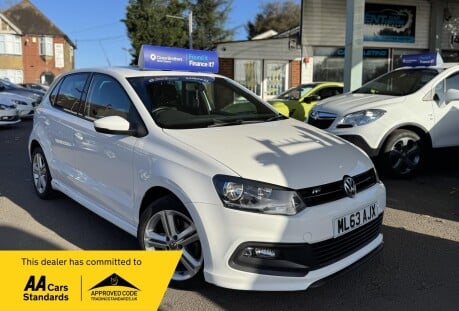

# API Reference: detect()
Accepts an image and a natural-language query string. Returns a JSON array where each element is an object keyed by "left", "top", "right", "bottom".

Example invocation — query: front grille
[
  {"left": 298, "top": 169, "right": 377, "bottom": 206},
  {"left": 310, "top": 213, "right": 383, "bottom": 269},
  {"left": 307, "top": 111, "right": 337, "bottom": 129},
  {"left": 307, "top": 117, "right": 334, "bottom": 129}
]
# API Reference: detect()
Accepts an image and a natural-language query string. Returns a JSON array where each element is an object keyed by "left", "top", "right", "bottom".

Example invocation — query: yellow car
[{"left": 269, "top": 82, "right": 343, "bottom": 121}]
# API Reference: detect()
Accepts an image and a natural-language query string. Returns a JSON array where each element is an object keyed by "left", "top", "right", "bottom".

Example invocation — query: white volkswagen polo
[{"left": 29, "top": 45, "right": 385, "bottom": 291}]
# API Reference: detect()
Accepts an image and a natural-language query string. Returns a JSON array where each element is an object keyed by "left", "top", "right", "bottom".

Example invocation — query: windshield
[
  {"left": 275, "top": 84, "right": 316, "bottom": 100},
  {"left": 354, "top": 68, "right": 440, "bottom": 96},
  {"left": 128, "top": 75, "right": 283, "bottom": 129}
]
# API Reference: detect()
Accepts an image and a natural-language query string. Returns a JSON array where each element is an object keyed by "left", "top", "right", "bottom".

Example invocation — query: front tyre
[
  {"left": 31, "top": 146, "right": 55, "bottom": 199},
  {"left": 381, "top": 129, "right": 423, "bottom": 178},
  {"left": 138, "top": 195, "right": 204, "bottom": 288}
]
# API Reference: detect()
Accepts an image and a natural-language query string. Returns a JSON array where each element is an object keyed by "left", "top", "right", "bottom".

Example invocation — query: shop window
[
  {"left": 264, "top": 61, "right": 288, "bottom": 98},
  {"left": 313, "top": 47, "right": 389, "bottom": 84},
  {"left": 234, "top": 60, "right": 262, "bottom": 96}
]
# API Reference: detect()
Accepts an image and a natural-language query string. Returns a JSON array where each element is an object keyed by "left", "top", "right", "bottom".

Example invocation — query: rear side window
[
  {"left": 51, "top": 73, "right": 90, "bottom": 114},
  {"left": 316, "top": 87, "right": 343, "bottom": 99}
]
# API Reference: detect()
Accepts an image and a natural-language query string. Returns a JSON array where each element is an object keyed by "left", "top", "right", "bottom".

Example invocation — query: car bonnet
[{"left": 163, "top": 119, "right": 373, "bottom": 189}]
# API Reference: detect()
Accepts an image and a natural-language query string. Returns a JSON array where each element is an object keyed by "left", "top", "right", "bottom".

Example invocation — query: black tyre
[
  {"left": 381, "top": 129, "right": 423, "bottom": 178},
  {"left": 31, "top": 146, "right": 55, "bottom": 199},
  {"left": 138, "top": 195, "right": 204, "bottom": 288}
]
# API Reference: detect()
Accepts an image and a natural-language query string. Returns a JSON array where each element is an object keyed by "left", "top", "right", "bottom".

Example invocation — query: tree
[
  {"left": 123, "top": 0, "right": 188, "bottom": 65},
  {"left": 188, "top": 0, "right": 233, "bottom": 50},
  {"left": 246, "top": 0, "right": 300, "bottom": 40},
  {"left": 123, "top": 0, "right": 233, "bottom": 64}
]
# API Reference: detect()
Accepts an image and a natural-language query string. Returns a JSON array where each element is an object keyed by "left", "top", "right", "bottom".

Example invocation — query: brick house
[{"left": 0, "top": 0, "right": 75, "bottom": 85}]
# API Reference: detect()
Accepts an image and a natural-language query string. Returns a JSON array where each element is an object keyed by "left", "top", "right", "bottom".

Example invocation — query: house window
[
  {"left": 0, "top": 34, "right": 22, "bottom": 55},
  {"left": 0, "top": 69, "right": 23, "bottom": 83},
  {"left": 39, "top": 36, "right": 53, "bottom": 56},
  {"left": 234, "top": 60, "right": 262, "bottom": 96}
]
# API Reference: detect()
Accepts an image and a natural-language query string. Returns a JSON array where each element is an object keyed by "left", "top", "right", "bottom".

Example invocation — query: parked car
[
  {"left": 269, "top": 82, "right": 343, "bottom": 121},
  {"left": 0, "top": 78, "right": 44, "bottom": 103},
  {"left": 307, "top": 53, "right": 459, "bottom": 177},
  {"left": 0, "top": 92, "right": 36, "bottom": 118},
  {"left": 20, "top": 83, "right": 49, "bottom": 92},
  {"left": 29, "top": 45, "right": 385, "bottom": 291},
  {"left": 0, "top": 101, "right": 20, "bottom": 126}
]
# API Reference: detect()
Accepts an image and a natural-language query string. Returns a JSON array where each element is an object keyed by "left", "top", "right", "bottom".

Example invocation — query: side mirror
[
  {"left": 445, "top": 88, "right": 459, "bottom": 103},
  {"left": 94, "top": 116, "right": 136, "bottom": 136},
  {"left": 302, "top": 94, "right": 321, "bottom": 103}
]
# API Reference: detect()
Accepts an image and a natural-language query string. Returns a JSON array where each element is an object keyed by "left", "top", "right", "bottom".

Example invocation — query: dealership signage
[
  {"left": 138, "top": 45, "right": 219, "bottom": 73},
  {"left": 364, "top": 3, "right": 416, "bottom": 43},
  {"left": 400, "top": 52, "right": 443, "bottom": 67}
]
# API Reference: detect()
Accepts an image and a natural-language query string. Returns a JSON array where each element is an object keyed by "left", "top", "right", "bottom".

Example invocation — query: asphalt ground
[{"left": 1, "top": 119, "right": 458, "bottom": 311}]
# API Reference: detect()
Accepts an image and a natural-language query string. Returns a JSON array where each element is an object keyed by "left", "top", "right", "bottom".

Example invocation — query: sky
[{"left": 9, "top": 0, "right": 297, "bottom": 69}]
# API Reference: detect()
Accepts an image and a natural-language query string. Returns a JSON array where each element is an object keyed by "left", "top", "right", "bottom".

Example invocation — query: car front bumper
[{"left": 188, "top": 181, "right": 386, "bottom": 291}]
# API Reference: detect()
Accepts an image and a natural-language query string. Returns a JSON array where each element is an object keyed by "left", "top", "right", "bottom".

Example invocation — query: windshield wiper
[
  {"left": 208, "top": 118, "right": 266, "bottom": 127},
  {"left": 265, "top": 114, "right": 287, "bottom": 122}
]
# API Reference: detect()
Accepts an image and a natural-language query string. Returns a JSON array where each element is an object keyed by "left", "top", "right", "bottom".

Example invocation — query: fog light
[
  {"left": 241, "top": 247, "right": 278, "bottom": 258},
  {"left": 242, "top": 247, "right": 254, "bottom": 257},
  {"left": 254, "top": 248, "right": 277, "bottom": 258}
]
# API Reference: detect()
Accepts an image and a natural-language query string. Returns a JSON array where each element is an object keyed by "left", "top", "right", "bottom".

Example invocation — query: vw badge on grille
[{"left": 343, "top": 175, "right": 356, "bottom": 198}]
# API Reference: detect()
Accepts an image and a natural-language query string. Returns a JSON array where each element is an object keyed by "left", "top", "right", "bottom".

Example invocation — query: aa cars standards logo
[{"left": 89, "top": 273, "right": 140, "bottom": 302}]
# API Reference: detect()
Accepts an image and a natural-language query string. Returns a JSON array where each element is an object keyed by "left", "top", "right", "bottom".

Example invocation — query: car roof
[
  {"left": 397, "top": 63, "right": 459, "bottom": 70},
  {"left": 67, "top": 66, "right": 224, "bottom": 80}
]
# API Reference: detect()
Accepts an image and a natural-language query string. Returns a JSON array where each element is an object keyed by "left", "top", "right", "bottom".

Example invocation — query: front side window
[
  {"left": 315, "top": 86, "right": 343, "bottom": 99},
  {"left": 276, "top": 84, "right": 316, "bottom": 100},
  {"left": 84, "top": 74, "right": 131, "bottom": 120},
  {"left": 39, "top": 36, "right": 53, "bottom": 56},
  {"left": 434, "top": 72, "right": 459, "bottom": 106},
  {"left": 52, "top": 73, "right": 89, "bottom": 113},
  {"left": 128, "top": 75, "right": 281, "bottom": 129},
  {"left": 354, "top": 68, "right": 440, "bottom": 96}
]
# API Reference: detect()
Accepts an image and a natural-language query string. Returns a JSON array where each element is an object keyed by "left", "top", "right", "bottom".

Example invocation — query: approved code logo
[{"left": 89, "top": 273, "right": 140, "bottom": 302}]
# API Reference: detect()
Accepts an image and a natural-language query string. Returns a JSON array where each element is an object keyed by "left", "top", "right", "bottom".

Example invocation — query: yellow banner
[{"left": 0, "top": 251, "right": 181, "bottom": 311}]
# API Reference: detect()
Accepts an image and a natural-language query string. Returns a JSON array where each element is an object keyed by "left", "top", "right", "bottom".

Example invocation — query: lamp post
[{"left": 166, "top": 10, "right": 193, "bottom": 49}]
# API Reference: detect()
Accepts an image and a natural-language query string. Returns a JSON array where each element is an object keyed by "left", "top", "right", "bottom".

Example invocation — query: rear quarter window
[{"left": 50, "top": 73, "right": 90, "bottom": 114}]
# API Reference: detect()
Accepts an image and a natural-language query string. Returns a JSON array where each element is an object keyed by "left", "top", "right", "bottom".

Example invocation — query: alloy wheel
[{"left": 143, "top": 209, "right": 203, "bottom": 281}]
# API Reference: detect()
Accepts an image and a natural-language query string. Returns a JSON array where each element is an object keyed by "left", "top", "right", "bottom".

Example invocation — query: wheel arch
[
  {"left": 29, "top": 139, "right": 42, "bottom": 158},
  {"left": 378, "top": 123, "right": 432, "bottom": 156},
  {"left": 138, "top": 186, "right": 179, "bottom": 222}
]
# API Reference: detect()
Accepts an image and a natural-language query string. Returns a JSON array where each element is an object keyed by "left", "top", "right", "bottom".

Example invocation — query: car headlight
[
  {"left": 11, "top": 100, "right": 28, "bottom": 106},
  {"left": 0, "top": 104, "right": 15, "bottom": 110},
  {"left": 337, "top": 109, "right": 385, "bottom": 127},
  {"left": 213, "top": 175, "right": 306, "bottom": 215}
]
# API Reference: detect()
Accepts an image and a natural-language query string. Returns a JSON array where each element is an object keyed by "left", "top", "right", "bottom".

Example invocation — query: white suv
[
  {"left": 28, "top": 45, "right": 385, "bottom": 291},
  {"left": 308, "top": 54, "right": 459, "bottom": 177}
]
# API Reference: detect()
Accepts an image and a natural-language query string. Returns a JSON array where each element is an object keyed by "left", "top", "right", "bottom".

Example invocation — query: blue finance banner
[
  {"left": 138, "top": 45, "right": 219, "bottom": 73},
  {"left": 401, "top": 52, "right": 443, "bottom": 67}
]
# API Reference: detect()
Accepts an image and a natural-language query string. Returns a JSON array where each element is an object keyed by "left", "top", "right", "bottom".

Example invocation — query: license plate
[{"left": 334, "top": 203, "right": 378, "bottom": 237}]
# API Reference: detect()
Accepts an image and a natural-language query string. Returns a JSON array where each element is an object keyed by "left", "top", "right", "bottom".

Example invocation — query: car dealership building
[{"left": 217, "top": 0, "right": 459, "bottom": 99}]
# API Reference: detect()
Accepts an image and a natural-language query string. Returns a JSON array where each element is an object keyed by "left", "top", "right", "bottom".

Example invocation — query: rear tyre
[
  {"left": 31, "top": 147, "right": 55, "bottom": 199},
  {"left": 138, "top": 195, "right": 204, "bottom": 288},
  {"left": 381, "top": 129, "right": 423, "bottom": 178}
]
